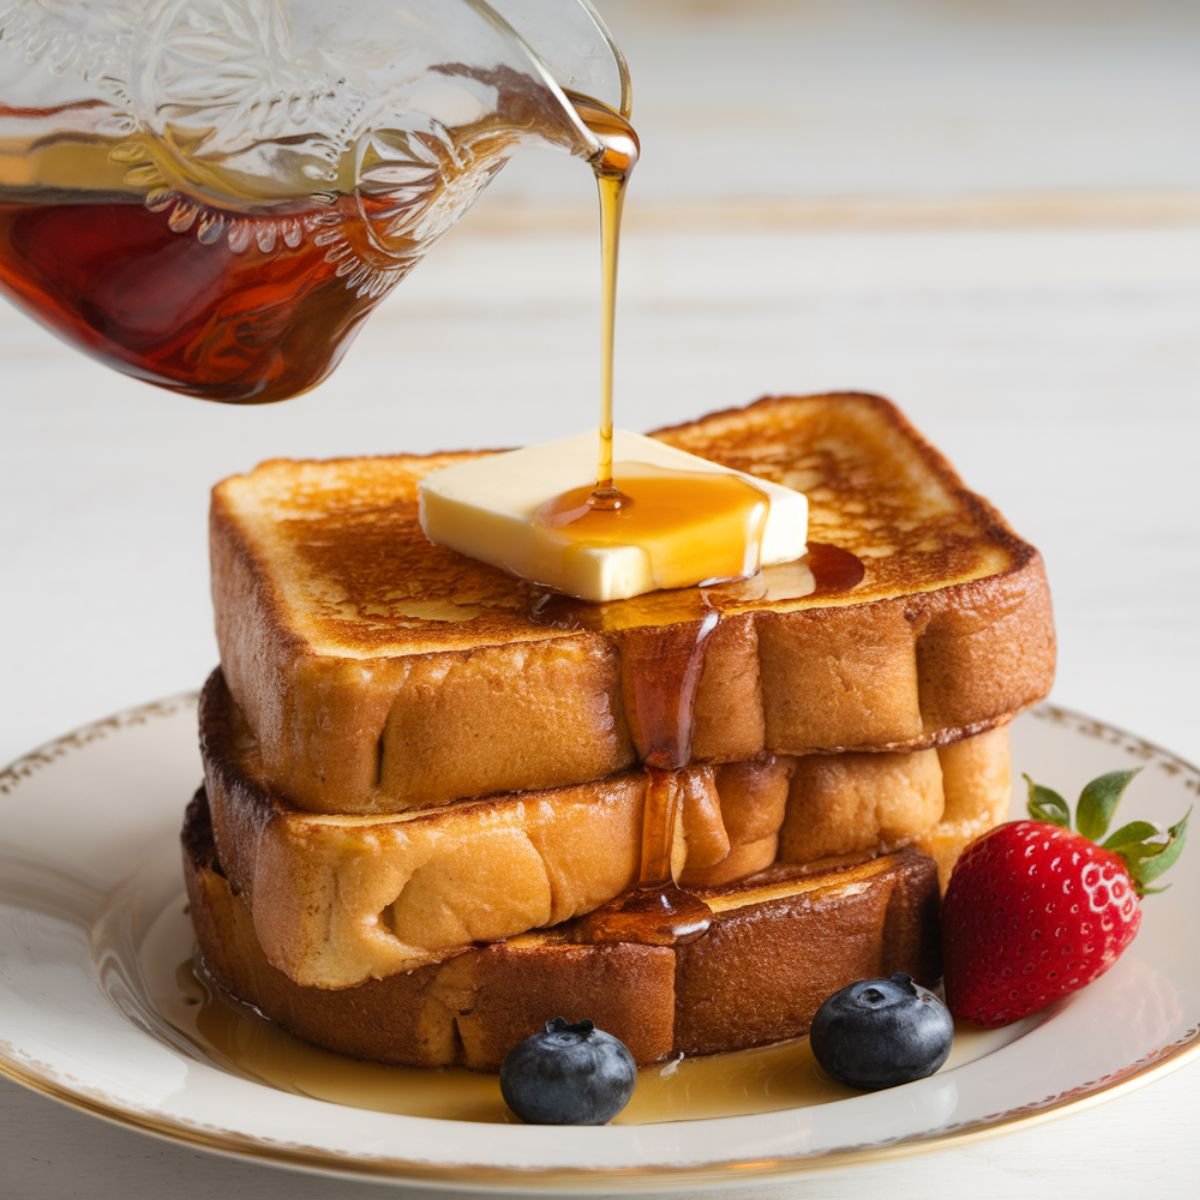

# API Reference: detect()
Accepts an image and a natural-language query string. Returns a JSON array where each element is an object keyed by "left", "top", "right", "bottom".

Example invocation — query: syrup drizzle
[
  {"left": 545, "top": 542, "right": 866, "bottom": 947},
  {"left": 568, "top": 93, "right": 640, "bottom": 498},
  {"left": 575, "top": 610, "right": 720, "bottom": 946}
]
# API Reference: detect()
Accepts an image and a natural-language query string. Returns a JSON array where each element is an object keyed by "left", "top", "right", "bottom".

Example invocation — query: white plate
[{"left": 0, "top": 698, "right": 1197, "bottom": 1193}]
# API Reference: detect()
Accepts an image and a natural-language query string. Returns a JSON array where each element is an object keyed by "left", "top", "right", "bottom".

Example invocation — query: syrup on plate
[
  {"left": 140, "top": 898, "right": 1021, "bottom": 1125},
  {"left": 159, "top": 943, "right": 853, "bottom": 1124}
]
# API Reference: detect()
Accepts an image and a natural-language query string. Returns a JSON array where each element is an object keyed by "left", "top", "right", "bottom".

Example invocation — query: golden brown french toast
[
  {"left": 211, "top": 393, "right": 1053, "bottom": 815},
  {"left": 182, "top": 792, "right": 941, "bottom": 1069},
  {"left": 200, "top": 667, "right": 1009, "bottom": 989}
]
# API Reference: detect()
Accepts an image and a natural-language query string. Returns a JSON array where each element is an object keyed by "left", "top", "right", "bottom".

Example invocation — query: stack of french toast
[{"left": 182, "top": 393, "right": 1055, "bottom": 1069}]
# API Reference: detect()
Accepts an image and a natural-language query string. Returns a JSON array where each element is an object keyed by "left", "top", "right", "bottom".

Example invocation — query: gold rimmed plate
[{"left": 1, "top": 697, "right": 1198, "bottom": 1191}]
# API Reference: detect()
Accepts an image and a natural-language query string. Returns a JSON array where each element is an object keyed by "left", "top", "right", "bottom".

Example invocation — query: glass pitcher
[{"left": 0, "top": 0, "right": 631, "bottom": 402}]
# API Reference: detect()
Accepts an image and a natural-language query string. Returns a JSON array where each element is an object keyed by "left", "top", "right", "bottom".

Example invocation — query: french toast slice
[
  {"left": 211, "top": 393, "right": 1053, "bottom": 815},
  {"left": 182, "top": 792, "right": 941, "bottom": 1070},
  {"left": 200, "top": 668, "right": 1009, "bottom": 989}
]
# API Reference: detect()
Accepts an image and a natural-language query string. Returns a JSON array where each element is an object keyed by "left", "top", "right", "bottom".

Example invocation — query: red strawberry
[{"left": 942, "top": 769, "right": 1189, "bottom": 1026}]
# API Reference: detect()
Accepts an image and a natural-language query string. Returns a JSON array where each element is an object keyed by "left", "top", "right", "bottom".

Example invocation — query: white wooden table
[{"left": 2, "top": 2, "right": 1198, "bottom": 1196}]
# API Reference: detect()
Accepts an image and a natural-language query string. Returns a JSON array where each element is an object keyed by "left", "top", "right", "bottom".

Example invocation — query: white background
[{"left": 1, "top": 2, "right": 1198, "bottom": 1197}]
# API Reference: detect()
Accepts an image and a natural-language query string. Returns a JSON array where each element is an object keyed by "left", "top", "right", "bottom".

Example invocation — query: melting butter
[{"left": 418, "top": 430, "right": 808, "bottom": 602}]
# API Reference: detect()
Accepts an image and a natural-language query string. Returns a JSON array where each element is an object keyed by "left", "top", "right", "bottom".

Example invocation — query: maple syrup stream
[{"left": 567, "top": 93, "right": 639, "bottom": 501}]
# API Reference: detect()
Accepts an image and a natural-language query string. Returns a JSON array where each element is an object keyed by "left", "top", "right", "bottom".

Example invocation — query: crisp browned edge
[
  {"left": 210, "top": 392, "right": 1049, "bottom": 654},
  {"left": 208, "top": 498, "right": 306, "bottom": 657}
]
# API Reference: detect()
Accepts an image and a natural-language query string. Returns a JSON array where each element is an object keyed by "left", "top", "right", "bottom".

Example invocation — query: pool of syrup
[
  {"left": 138, "top": 885, "right": 1023, "bottom": 1125},
  {"left": 528, "top": 542, "right": 865, "bottom": 633}
]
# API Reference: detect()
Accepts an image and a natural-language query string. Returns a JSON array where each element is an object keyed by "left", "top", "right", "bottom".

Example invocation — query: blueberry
[
  {"left": 499, "top": 1017, "right": 636, "bottom": 1125},
  {"left": 809, "top": 973, "right": 953, "bottom": 1090}
]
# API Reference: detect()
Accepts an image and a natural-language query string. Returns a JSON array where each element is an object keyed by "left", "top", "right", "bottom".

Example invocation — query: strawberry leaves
[
  {"left": 1023, "top": 767, "right": 1190, "bottom": 897},
  {"left": 1023, "top": 776, "right": 1070, "bottom": 828},
  {"left": 1102, "top": 820, "right": 1160, "bottom": 850},
  {"left": 1127, "top": 809, "right": 1190, "bottom": 891},
  {"left": 1077, "top": 769, "right": 1141, "bottom": 840}
]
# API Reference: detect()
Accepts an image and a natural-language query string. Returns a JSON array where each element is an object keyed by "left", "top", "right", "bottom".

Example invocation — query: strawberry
[{"left": 942, "top": 768, "right": 1189, "bottom": 1027}]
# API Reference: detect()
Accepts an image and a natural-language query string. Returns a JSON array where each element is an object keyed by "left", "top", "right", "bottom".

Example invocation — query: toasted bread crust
[
  {"left": 200, "top": 667, "right": 1009, "bottom": 988},
  {"left": 211, "top": 393, "right": 1053, "bottom": 814},
  {"left": 182, "top": 793, "right": 941, "bottom": 1070}
]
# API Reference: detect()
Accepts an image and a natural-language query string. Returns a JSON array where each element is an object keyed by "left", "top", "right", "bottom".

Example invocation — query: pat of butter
[{"left": 418, "top": 430, "right": 808, "bottom": 602}]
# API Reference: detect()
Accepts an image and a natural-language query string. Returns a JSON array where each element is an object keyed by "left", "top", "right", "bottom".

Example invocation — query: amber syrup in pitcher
[
  {"left": 0, "top": 190, "right": 396, "bottom": 402},
  {"left": 0, "top": 114, "right": 435, "bottom": 402},
  {"left": 0, "top": 102, "right": 527, "bottom": 402}
]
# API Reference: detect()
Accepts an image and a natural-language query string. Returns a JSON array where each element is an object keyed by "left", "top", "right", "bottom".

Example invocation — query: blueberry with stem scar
[
  {"left": 500, "top": 1017, "right": 636, "bottom": 1125},
  {"left": 810, "top": 973, "right": 953, "bottom": 1090}
]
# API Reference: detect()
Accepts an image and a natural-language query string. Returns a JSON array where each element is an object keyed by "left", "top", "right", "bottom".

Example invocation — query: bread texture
[
  {"left": 183, "top": 792, "right": 941, "bottom": 1070},
  {"left": 211, "top": 393, "right": 1054, "bottom": 815},
  {"left": 200, "top": 668, "right": 1010, "bottom": 988}
]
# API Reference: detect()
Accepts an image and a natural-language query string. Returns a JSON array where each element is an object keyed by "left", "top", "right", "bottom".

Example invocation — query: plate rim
[{"left": 1, "top": 695, "right": 1199, "bottom": 1191}]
